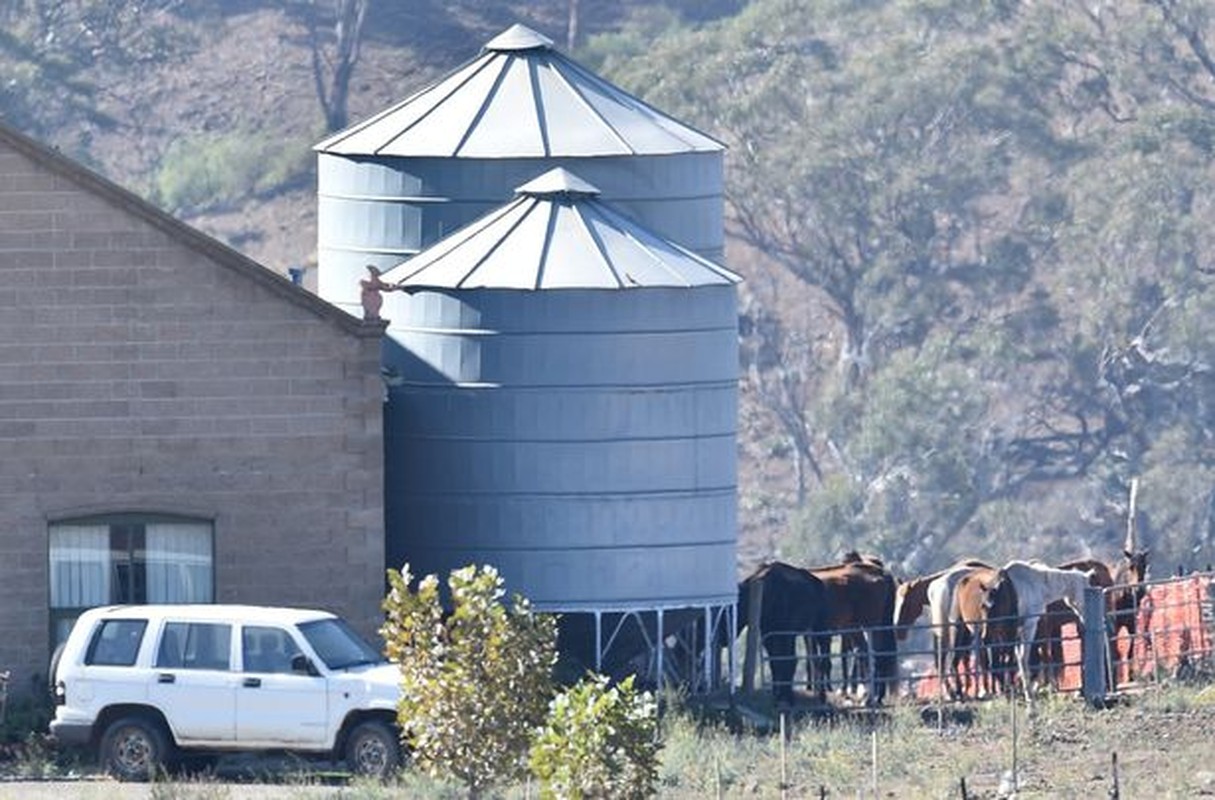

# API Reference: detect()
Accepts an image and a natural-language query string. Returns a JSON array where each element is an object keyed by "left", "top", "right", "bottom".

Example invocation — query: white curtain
[
  {"left": 49, "top": 525, "right": 111, "bottom": 608},
  {"left": 146, "top": 522, "right": 213, "bottom": 603}
]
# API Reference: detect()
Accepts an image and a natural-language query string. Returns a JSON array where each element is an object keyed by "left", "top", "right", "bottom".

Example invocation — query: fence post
[{"left": 1081, "top": 585, "right": 1108, "bottom": 705}]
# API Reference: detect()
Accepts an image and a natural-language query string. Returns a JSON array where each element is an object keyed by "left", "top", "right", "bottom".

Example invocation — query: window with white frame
[{"left": 49, "top": 515, "right": 214, "bottom": 648}]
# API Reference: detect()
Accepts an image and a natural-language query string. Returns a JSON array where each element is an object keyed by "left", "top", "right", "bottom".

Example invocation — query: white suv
[{"left": 49, "top": 604, "right": 403, "bottom": 780}]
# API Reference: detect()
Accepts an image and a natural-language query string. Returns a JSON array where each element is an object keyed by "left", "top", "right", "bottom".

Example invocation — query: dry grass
[
  {"left": 655, "top": 683, "right": 1215, "bottom": 798},
  {"left": 8, "top": 682, "right": 1215, "bottom": 798}
]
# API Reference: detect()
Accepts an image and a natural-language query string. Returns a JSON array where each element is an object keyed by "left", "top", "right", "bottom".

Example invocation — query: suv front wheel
[
  {"left": 344, "top": 719, "right": 400, "bottom": 779},
  {"left": 99, "top": 715, "right": 171, "bottom": 781}
]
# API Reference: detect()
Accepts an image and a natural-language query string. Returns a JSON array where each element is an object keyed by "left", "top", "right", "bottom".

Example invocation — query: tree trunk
[
  {"left": 309, "top": 0, "right": 369, "bottom": 133},
  {"left": 566, "top": 0, "right": 580, "bottom": 52}
]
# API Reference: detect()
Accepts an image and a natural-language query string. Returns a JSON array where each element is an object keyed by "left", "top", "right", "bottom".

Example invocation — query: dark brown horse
[
  {"left": 808, "top": 555, "right": 898, "bottom": 704},
  {"left": 735, "top": 562, "right": 831, "bottom": 705},
  {"left": 1031, "top": 549, "right": 1149, "bottom": 688}
]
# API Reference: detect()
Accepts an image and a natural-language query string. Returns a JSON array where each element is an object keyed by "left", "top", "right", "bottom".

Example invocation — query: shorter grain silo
[
  {"left": 314, "top": 24, "right": 724, "bottom": 318},
  {"left": 379, "top": 168, "right": 739, "bottom": 685}
]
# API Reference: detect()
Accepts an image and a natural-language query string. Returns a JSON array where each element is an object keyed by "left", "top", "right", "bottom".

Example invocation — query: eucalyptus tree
[
  {"left": 1011, "top": 0, "right": 1215, "bottom": 565},
  {"left": 598, "top": 1, "right": 1080, "bottom": 565},
  {"left": 0, "top": 0, "right": 186, "bottom": 136}
]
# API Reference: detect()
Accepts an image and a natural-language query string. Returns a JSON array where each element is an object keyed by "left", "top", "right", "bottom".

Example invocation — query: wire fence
[{"left": 748, "top": 571, "right": 1215, "bottom": 704}]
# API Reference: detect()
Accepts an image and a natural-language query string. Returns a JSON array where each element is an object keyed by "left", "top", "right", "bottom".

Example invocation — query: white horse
[
  {"left": 928, "top": 560, "right": 991, "bottom": 698},
  {"left": 994, "top": 560, "right": 1094, "bottom": 702}
]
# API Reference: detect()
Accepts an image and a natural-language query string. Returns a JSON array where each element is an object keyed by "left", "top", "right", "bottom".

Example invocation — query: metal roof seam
[
  {"left": 389, "top": 197, "right": 524, "bottom": 283},
  {"left": 315, "top": 51, "right": 486, "bottom": 153},
  {"left": 534, "top": 202, "right": 559, "bottom": 289},
  {"left": 454, "top": 197, "right": 543, "bottom": 289},
  {"left": 576, "top": 201, "right": 626, "bottom": 289},
  {"left": 452, "top": 54, "right": 512, "bottom": 158},
  {"left": 528, "top": 57, "right": 553, "bottom": 158},
  {"left": 546, "top": 54, "right": 637, "bottom": 156}
]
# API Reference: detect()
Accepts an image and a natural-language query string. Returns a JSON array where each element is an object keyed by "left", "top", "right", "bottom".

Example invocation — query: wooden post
[
  {"left": 1125, "top": 478, "right": 1139, "bottom": 552},
  {"left": 870, "top": 727, "right": 878, "bottom": 797},
  {"left": 779, "top": 711, "right": 788, "bottom": 800},
  {"left": 743, "top": 578, "right": 765, "bottom": 693},
  {"left": 1081, "top": 585, "right": 1109, "bottom": 705}
]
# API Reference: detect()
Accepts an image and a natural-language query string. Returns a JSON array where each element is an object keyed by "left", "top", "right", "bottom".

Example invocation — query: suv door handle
[
  {"left": 243, "top": 677, "right": 262, "bottom": 688},
  {"left": 157, "top": 673, "right": 176, "bottom": 684}
]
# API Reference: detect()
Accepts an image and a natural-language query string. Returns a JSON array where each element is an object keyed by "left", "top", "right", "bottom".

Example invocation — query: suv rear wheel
[
  {"left": 344, "top": 719, "right": 400, "bottom": 779},
  {"left": 99, "top": 715, "right": 171, "bottom": 781}
]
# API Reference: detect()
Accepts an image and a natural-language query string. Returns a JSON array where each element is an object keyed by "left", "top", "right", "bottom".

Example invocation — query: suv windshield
[{"left": 298, "top": 618, "right": 385, "bottom": 670}]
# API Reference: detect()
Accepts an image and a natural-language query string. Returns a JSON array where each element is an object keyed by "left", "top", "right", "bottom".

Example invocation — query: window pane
[
  {"left": 156, "top": 622, "right": 187, "bottom": 668},
  {"left": 299, "top": 618, "right": 384, "bottom": 670},
  {"left": 179, "top": 623, "right": 232, "bottom": 671},
  {"left": 242, "top": 626, "right": 303, "bottom": 674},
  {"left": 49, "top": 526, "right": 111, "bottom": 609},
  {"left": 146, "top": 523, "right": 213, "bottom": 603},
  {"left": 85, "top": 619, "right": 147, "bottom": 666}
]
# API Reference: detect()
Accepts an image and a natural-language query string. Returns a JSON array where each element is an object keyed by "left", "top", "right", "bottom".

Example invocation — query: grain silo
[
  {"left": 377, "top": 168, "right": 739, "bottom": 686},
  {"left": 313, "top": 23, "right": 724, "bottom": 317}
]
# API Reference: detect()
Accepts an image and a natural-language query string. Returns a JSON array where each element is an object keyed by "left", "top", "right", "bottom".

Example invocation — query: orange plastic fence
[{"left": 908, "top": 573, "right": 1214, "bottom": 699}]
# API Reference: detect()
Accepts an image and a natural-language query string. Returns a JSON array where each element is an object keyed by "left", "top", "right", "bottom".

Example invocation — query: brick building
[{"left": 0, "top": 122, "right": 388, "bottom": 692}]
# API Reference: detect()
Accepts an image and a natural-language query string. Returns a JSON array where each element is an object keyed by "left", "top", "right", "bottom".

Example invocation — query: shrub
[
  {"left": 381, "top": 563, "right": 558, "bottom": 798},
  {"left": 149, "top": 129, "right": 312, "bottom": 214},
  {"left": 529, "top": 673, "right": 660, "bottom": 800}
]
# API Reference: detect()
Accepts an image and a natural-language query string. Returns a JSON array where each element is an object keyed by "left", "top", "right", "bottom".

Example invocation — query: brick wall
[{"left": 0, "top": 127, "right": 388, "bottom": 690}]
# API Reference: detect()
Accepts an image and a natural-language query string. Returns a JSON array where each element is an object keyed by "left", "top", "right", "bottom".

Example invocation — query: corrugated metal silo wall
[
  {"left": 381, "top": 287, "right": 738, "bottom": 610},
  {"left": 316, "top": 153, "right": 723, "bottom": 315}
]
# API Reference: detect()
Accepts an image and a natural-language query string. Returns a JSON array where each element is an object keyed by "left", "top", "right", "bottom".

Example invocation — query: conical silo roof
[
  {"left": 314, "top": 23, "right": 724, "bottom": 158},
  {"left": 381, "top": 167, "right": 741, "bottom": 290}
]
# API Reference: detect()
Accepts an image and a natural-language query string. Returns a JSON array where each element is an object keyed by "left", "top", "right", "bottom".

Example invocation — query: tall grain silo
[
  {"left": 377, "top": 168, "right": 740, "bottom": 685},
  {"left": 313, "top": 23, "right": 724, "bottom": 317}
]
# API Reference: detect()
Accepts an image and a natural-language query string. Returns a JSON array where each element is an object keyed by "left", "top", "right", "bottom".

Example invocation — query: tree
[
  {"left": 381, "top": 563, "right": 558, "bottom": 798},
  {"left": 595, "top": 0, "right": 1215, "bottom": 568},
  {"left": 307, "top": 0, "right": 368, "bottom": 132},
  {"left": 0, "top": 0, "right": 186, "bottom": 135}
]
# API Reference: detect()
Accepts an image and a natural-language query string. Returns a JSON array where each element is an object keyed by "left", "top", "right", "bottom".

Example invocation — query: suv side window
[
  {"left": 85, "top": 619, "right": 147, "bottom": 667},
  {"left": 156, "top": 622, "right": 232, "bottom": 671},
  {"left": 242, "top": 626, "right": 303, "bottom": 674}
]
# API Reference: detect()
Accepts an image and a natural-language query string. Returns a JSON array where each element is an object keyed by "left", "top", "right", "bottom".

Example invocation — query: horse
[
  {"left": 808, "top": 555, "right": 898, "bottom": 704},
  {"left": 1030, "top": 560, "right": 1112, "bottom": 690},
  {"left": 1032, "top": 549, "right": 1149, "bottom": 688},
  {"left": 1108, "top": 548, "right": 1150, "bottom": 680},
  {"left": 893, "top": 560, "right": 992, "bottom": 698},
  {"left": 988, "top": 560, "right": 1093, "bottom": 702},
  {"left": 734, "top": 561, "right": 831, "bottom": 705},
  {"left": 949, "top": 565, "right": 1019, "bottom": 698}
]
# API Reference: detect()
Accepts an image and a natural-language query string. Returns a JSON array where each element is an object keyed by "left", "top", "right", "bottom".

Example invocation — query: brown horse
[
  {"left": 1032, "top": 549, "right": 1149, "bottom": 688},
  {"left": 808, "top": 554, "right": 898, "bottom": 704},
  {"left": 893, "top": 559, "right": 992, "bottom": 697},
  {"left": 949, "top": 566, "right": 1018, "bottom": 698},
  {"left": 734, "top": 562, "right": 831, "bottom": 705}
]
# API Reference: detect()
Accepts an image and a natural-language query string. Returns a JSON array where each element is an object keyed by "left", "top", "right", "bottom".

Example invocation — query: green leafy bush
[
  {"left": 381, "top": 563, "right": 558, "bottom": 798},
  {"left": 149, "top": 129, "right": 311, "bottom": 214},
  {"left": 529, "top": 673, "right": 660, "bottom": 800}
]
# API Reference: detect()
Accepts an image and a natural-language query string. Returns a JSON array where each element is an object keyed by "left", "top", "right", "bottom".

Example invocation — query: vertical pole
[
  {"left": 870, "top": 727, "right": 878, "bottom": 797},
  {"left": 657, "top": 608, "right": 665, "bottom": 692},
  {"left": 1081, "top": 585, "right": 1109, "bottom": 705},
  {"left": 743, "top": 578, "right": 765, "bottom": 693},
  {"left": 703, "top": 605, "right": 712, "bottom": 692},
  {"left": 728, "top": 603, "right": 737, "bottom": 694},
  {"left": 779, "top": 711, "right": 788, "bottom": 800},
  {"left": 1010, "top": 696, "right": 1018, "bottom": 792},
  {"left": 594, "top": 610, "right": 603, "bottom": 672}
]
